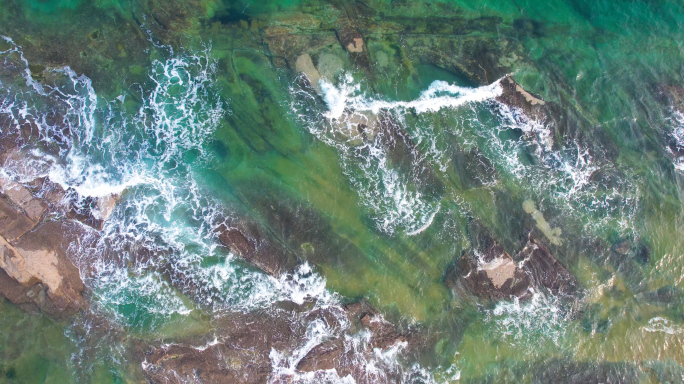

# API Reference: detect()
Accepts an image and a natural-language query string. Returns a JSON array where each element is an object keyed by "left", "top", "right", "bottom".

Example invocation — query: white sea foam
[
  {"left": 268, "top": 307, "right": 455, "bottom": 384},
  {"left": 304, "top": 71, "right": 637, "bottom": 237},
  {"left": 643, "top": 316, "right": 684, "bottom": 335},
  {"left": 320, "top": 74, "right": 503, "bottom": 119},
  {"left": 668, "top": 109, "right": 684, "bottom": 172},
  {"left": 484, "top": 290, "right": 569, "bottom": 348},
  {"left": 484, "top": 98, "right": 639, "bottom": 233}
]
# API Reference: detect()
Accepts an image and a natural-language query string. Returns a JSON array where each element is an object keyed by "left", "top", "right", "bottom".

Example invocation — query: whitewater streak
[{"left": 321, "top": 73, "right": 504, "bottom": 120}]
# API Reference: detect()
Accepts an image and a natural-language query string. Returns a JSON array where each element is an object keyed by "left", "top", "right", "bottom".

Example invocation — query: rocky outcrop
[
  {"left": 0, "top": 177, "right": 48, "bottom": 223},
  {"left": 519, "top": 238, "right": 578, "bottom": 297},
  {"left": 445, "top": 231, "right": 579, "bottom": 304},
  {"left": 0, "top": 157, "right": 116, "bottom": 316},
  {"left": 496, "top": 75, "right": 549, "bottom": 122},
  {"left": 143, "top": 300, "right": 418, "bottom": 384},
  {"left": 0, "top": 220, "right": 86, "bottom": 316},
  {"left": 294, "top": 301, "right": 420, "bottom": 379},
  {"left": 216, "top": 220, "right": 300, "bottom": 276},
  {"left": 142, "top": 311, "right": 297, "bottom": 384},
  {"left": 335, "top": 23, "right": 372, "bottom": 72},
  {"left": 445, "top": 236, "right": 532, "bottom": 303}
]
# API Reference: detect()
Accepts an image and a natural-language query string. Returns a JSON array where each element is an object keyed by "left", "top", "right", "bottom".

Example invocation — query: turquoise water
[{"left": 1, "top": 0, "right": 684, "bottom": 382}]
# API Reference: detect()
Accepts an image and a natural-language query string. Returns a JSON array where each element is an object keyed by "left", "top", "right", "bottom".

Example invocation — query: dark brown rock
[
  {"left": 142, "top": 311, "right": 301, "bottom": 384},
  {"left": 64, "top": 193, "right": 105, "bottom": 231},
  {"left": 336, "top": 23, "right": 372, "bottom": 72},
  {"left": 446, "top": 232, "right": 580, "bottom": 304},
  {"left": 216, "top": 221, "right": 300, "bottom": 276},
  {"left": 496, "top": 75, "right": 549, "bottom": 122},
  {"left": 343, "top": 300, "right": 417, "bottom": 350},
  {"left": 445, "top": 248, "right": 532, "bottom": 304},
  {"left": 296, "top": 340, "right": 343, "bottom": 372},
  {"left": 0, "top": 195, "right": 37, "bottom": 242},
  {"left": 0, "top": 177, "right": 47, "bottom": 222},
  {"left": 144, "top": 300, "right": 419, "bottom": 384},
  {"left": 518, "top": 238, "right": 579, "bottom": 297}
]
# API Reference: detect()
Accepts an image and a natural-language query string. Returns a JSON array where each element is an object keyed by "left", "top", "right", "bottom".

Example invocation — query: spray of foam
[
  {"left": 643, "top": 317, "right": 684, "bottom": 335},
  {"left": 2, "top": 37, "right": 462, "bottom": 383},
  {"left": 301, "top": 71, "right": 637, "bottom": 236},
  {"left": 483, "top": 97, "right": 639, "bottom": 234},
  {"left": 484, "top": 290, "right": 570, "bottom": 348},
  {"left": 269, "top": 323, "right": 457, "bottom": 384},
  {"left": 320, "top": 74, "right": 503, "bottom": 119},
  {"left": 668, "top": 109, "right": 684, "bottom": 171}
]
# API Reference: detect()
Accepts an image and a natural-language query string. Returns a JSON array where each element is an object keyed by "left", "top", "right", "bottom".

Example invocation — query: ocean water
[{"left": 1, "top": 0, "right": 684, "bottom": 382}]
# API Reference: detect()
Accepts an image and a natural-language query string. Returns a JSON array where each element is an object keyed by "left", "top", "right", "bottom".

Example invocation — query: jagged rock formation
[
  {"left": 142, "top": 300, "right": 419, "bottom": 384},
  {"left": 496, "top": 75, "right": 549, "bottom": 122},
  {"left": 0, "top": 155, "right": 118, "bottom": 316},
  {"left": 445, "top": 230, "right": 579, "bottom": 305},
  {"left": 0, "top": 221, "right": 86, "bottom": 316},
  {"left": 0, "top": 179, "right": 88, "bottom": 316}
]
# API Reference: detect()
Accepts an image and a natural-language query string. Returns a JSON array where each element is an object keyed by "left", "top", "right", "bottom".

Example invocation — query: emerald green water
[{"left": 1, "top": 0, "right": 684, "bottom": 382}]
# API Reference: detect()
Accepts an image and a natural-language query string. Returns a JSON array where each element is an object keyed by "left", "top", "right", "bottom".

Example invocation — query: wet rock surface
[
  {"left": 0, "top": 149, "right": 119, "bottom": 316},
  {"left": 496, "top": 75, "right": 549, "bottom": 122},
  {"left": 445, "top": 225, "right": 579, "bottom": 304},
  {"left": 2, "top": 1, "right": 683, "bottom": 382},
  {"left": 0, "top": 219, "right": 86, "bottom": 317},
  {"left": 216, "top": 219, "right": 301, "bottom": 277},
  {"left": 445, "top": 234, "right": 532, "bottom": 303},
  {"left": 519, "top": 237, "right": 578, "bottom": 297},
  {"left": 142, "top": 299, "right": 419, "bottom": 384}
]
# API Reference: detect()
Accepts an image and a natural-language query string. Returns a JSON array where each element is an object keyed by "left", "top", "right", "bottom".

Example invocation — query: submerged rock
[
  {"left": 531, "top": 359, "right": 642, "bottom": 384},
  {"left": 636, "top": 285, "right": 683, "bottom": 305},
  {"left": 216, "top": 220, "right": 300, "bottom": 276},
  {"left": 295, "top": 52, "right": 323, "bottom": 94},
  {"left": 611, "top": 239, "right": 632, "bottom": 255}
]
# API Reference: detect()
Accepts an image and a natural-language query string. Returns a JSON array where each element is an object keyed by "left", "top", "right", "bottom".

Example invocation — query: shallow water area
[{"left": 1, "top": 0, "right": 684, "bottom": 382}]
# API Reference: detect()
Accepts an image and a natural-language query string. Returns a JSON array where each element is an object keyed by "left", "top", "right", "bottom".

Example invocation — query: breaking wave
[
  {"left": 668, "top": 109, "right": 684, "bottom": 171},
  {"left": 484, "top": 290, "right": 571, "bottom": 348}
]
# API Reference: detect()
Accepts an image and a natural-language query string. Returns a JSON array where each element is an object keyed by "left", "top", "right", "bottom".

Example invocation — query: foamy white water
[
  {"left": 320, "top": 74, "right": 503, "bottom": 119},
  {"left": 669, "top": 109, "right": 684, "bottom": 172},
  {"left": 0, "top": 39, "right": 338, "bottom": 330}
]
